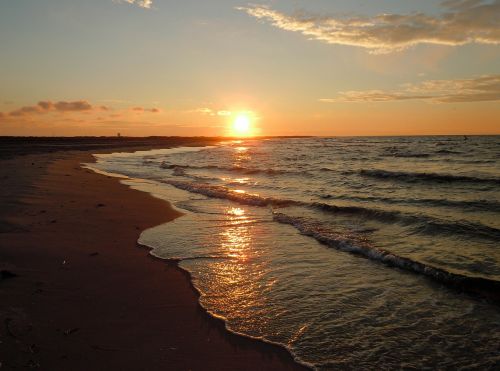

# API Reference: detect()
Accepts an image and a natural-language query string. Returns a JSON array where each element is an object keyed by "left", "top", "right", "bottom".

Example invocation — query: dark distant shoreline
[
  {"left": 0, "top": 136, "right": 313, "bottom": 159},
  {"left": 2, "top": 134, "right": 499, "bottom": 159}
]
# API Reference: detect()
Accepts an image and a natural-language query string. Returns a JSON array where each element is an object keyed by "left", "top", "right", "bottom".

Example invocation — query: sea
[{"left": 89, "top": 136, "right": 500, "bottom": 369}]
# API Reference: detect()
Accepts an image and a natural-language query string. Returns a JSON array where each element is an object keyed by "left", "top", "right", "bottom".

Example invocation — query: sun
[{"left": 232, "top": 114, "right": 251, "bottom": 136}]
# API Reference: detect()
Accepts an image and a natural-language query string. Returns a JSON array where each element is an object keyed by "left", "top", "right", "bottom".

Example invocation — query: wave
[
  {"left": 435, "top": 149, "right": 463, "bottom": 155},
  {"left": 163, "top": 180, "right": 500, "bottom": 242},
  {"left": 160, "top": 161, "right": 295, "bottom": 176},
  {"left": 172, "top": 167, "right": 186, "bottom": 176},
  {"left": 163, "top": 180, "right": 296, "bottom": 207},
  {"left": 310, "top": 202, "right": 401, "bottom": 222},
  {"left": 359, "top": 169, "right": 500, "bottom": 185},
  {"left": 273, "top": 213, "right": 500, "bottom": 302},
  {"left": 318, "top": 194, "right": 500, "bottom": 213},
  {"left": 381, "top": 151, "right": 431, "bottom": 158},
  {"left": 311, "top": 202, "right": 500, "bottom": 241}
]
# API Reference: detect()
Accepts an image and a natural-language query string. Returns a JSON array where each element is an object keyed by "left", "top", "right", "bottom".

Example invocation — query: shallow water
[{"left": 91, "top": 136, "right": 500, "bottom": 369}]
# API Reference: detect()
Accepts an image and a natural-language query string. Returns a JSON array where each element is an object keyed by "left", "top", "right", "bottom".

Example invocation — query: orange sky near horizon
[
  {"left": 1, "top": 99, "right": 498, "bottom": 137},
  {"left": 0, "top": 1, "right": 499, "bottom": 137}
]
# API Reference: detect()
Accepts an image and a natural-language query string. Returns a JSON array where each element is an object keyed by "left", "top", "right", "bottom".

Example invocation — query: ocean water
[{"left": 90, "top": 136, "right": 500, "bottom": 369}]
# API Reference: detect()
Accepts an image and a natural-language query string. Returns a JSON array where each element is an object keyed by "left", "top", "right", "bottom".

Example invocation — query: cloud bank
[
  {"left": 113, "top": 0, "right": 153, "bottom": 9},
  {"left": 6, "top": 100, "right": 98, "bottom": 117},
  {"left": 196, "top": 108, "right": 233, "bottom": 117},
  {"left": 0, "top": 100, "right": 166, "bottom": 122},
  {"left": 131, "top": 107, "right": 161, "bottom": 113},
  {"left": 320, "top": 75, "right": 500, "bottom": 103},
  {"left": 237, "top": 0, "right": 500, "bottom": 53}
]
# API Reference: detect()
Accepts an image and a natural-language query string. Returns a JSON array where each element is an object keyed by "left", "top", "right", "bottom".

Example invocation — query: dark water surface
[{"left": 91, "top": 136, "right": 500, "bottom": 369}]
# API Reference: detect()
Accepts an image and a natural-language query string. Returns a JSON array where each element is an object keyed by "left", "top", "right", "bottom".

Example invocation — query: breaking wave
[
  {"left": 310, "top": 202, "right": 500, "bottom": 241},
  {"left": 163, "top": 180, "right": 296, "bottom": 207},
  {"left": 273, "top": 212, "right": 500, "bottom": 302},
  {"left": 160, "top": 161, "right": 297, "bottom": 176},
  {"left": 359, "top": 169, "right": 500, "bottom": 185},
  {"left": 318, "top": 194, "right": 500, "bottom": 212},
  {"left": 163, "top": 180, "right": 500, "bottom": 242}
]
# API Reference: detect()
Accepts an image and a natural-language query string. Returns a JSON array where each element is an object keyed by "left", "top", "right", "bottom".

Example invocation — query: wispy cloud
[
  {"left": 131, "top": 106, "right": 161, "bottom": 113},
  {"left": 5, "top": 100, "right": 103, "bottom": 117},
  {"left": 195, "top": 108, "right": 233, "bottom": 117},
  {"left": 237, "top": 1, "right": 500, "bottom": 53},
  {"left": 113, "top": 0, "right": 153, "bottom": 10},
  {"left": 320, "top": 75, "right": 500, "bottom": 103},
  {"left": 1, "top": 100, "right": 164, "bottom": 119}
]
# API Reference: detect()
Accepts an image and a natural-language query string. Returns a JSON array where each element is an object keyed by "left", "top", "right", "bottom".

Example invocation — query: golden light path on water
[
  {"left": 209, "top": 144, "right": 273, "bottom": 333},
  {"left": 222, "top": 207, "right": 250, "bottom": 260},
  {"left": 207, "top": 203, "right": 276, "bottom": 334}
]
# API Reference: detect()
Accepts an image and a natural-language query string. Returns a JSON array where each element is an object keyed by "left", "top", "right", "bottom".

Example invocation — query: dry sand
[{"left": 0, "top": 141, "right": 306, "bottom": 370}]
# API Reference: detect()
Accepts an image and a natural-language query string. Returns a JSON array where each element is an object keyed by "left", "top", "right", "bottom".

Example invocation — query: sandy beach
[
  {"left": 0, "top": 138, "right": 306, "bottom": 370},
  {"left": 1, "top": 1, "right": 499, "bottom": 367}
]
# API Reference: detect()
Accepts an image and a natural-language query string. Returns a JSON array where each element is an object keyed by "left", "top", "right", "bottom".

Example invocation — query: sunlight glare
[{"left": 233, "top": 114, "right": 251, "bottom": 136}]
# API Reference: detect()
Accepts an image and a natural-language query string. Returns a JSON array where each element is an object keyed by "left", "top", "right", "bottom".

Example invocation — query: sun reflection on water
[
  {"left": 208, "top": 205, "right": 273, "bottom": 334},
  {"left": 228, "top": 207, "right": 246, "bottom": 216},
  {"left": 230, "top": 143, "right": 251, "bottom": 164},
  {"left": 221, "top": 177, "right": 250, "bottom": 185},
  {"left": 221, "top": 207, "right": 251, "bottom": 260},
  {"left": 177, "top": 140, "right": 272, "bottom": 332}
]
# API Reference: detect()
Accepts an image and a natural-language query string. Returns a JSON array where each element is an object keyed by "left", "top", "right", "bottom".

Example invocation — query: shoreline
[
  {"left": 0, "top": 143, "right": 307, "bottom": 370},
  {"left": 144, "top": 250, "right": 314, "bottom": 370},
  {"left": 89, "top": 148, "right": 314, "bottom": 369}
]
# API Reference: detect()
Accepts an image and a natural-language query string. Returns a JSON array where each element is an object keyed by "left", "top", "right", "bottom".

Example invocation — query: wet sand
[{"left": 0, "top": 138, "right": 306, "bottom": 370}]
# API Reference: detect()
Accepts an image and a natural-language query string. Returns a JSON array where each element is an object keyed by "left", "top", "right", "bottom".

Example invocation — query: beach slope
[{"left": 0, "top": 139, "right": 305, "bottom": 370}]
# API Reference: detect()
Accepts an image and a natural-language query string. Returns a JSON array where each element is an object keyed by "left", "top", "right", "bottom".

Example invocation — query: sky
[{"left": 0, "top": 0, "right": 499, "bottom": 136}]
